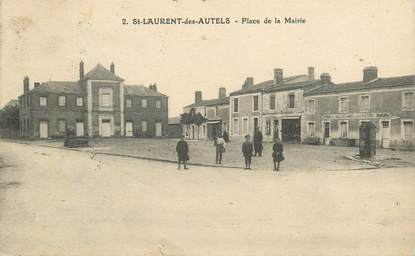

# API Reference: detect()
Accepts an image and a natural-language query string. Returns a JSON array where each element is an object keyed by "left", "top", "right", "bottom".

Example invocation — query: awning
[{"left": 206, "top": 120, "right": 221, "bottom": 124}]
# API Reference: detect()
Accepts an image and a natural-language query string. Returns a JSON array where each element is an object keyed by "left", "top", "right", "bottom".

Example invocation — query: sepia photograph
[{"left": 0, "top": 0, "right": 414, "bottom": 255}]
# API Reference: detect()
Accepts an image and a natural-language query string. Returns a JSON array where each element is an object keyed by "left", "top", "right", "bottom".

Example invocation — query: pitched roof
[
  {"left": 183, "top": 97, "right": 229, "bottom": 108},
  {"left": 124, "top": 85, "right": 167, "bottom": 97},
  {"left": 84, "top": 64, "right": 124, "bottom": 81},
  {"left": 305, "top": 75, "right": 415, "bottom": 96},
  {"left": 264, "top": 79, "right": 324, "bottom": 93},
  {"left": 30, "top": 81, "right": 84, "bottom": 94},
  {"left": 4, "top": 99, "right": 19, "bottom": 107},
  {"left": 229, "top": 75, "right": 309, "bottom": 96}
]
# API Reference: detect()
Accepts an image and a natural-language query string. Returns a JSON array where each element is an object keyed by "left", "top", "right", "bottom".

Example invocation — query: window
[
  {"left": 156, "top": 100, "right": 161, "bottom": 109},
  {"left": 215, "top": 106, "right": 218, "bottom": 116},
  {"left": 141, "top": 98, "right": 147, "bottom": 108},
  {"left": 403, "top": 121, "right": 414, "bottom": 140},
  {"left": 307, "top": 122, "right": 315, "bottom": 137},
  {"left": 102, "top": 94, "right": 111, "bottom": 106},
  {"left": 233, "top": 118, "right": 239, "bottom": 135},
  {"left": 266, "top": 120, "right": 271, "bottom": 135},
  {"left": 58, "top": 96, "right": 66, "bottom": 106},
  {"left": 339, "top": 97, "right": 348, "bottom": 113},
  {"left": 58, "top": 120, "right": 66, "bottom": 133},
  {"left": 141, "top": 120, "right": 147, "bottom": 132},
  {"left": 306, "top": 99, "right": 315, "bottom": 114},
  {"left": 340, "top": 121, "right": 348, "bottom": 138},
  {"left": 203, "top": 125, "right": 206, "bottom": 136},
  {"left": 233, "top": 98, "right": 239, "bottom": 113},
  {"left": 126, "top": 99, "right": 132, "bottom": 108},
  {"left": 253, "top": 95, "right": 259, "bottom": 111},
  {"left": 203, "top": 107, "right": 207, "bottom": 117},
  {"left": 76, "top": 97, "right": 83, "bottom": 107},
  {"left": 359, "top": 95, "right": 370, "bottom": 112},
  {"left": 39, "top": 96, "right": 47, "bottom": 106},
  {"left": 99, "top": 88, "right": 113, "bottom": 107},
  {"left": 270, "top": 95, "right": 276, "bottom": 110},
  {"left": 403, "top": 92, "right": 414, "bottom": 110},
  {"left": 288, "top": 94, "right": 295, "bottom": 108}
]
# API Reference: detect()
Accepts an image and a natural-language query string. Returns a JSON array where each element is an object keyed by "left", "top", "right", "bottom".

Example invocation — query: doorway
[
  {"left": 100, "top": 119, "right": 112, "bottom": 137},
  {"left": 381, "top": 120, "right": 391, "bottom": 148},
  {"left": 39, "top": 120, "right": 48, "bottom": 139},
  {"left": 155, "top": 122, "right": 162, "bottom": 137},
  {"left": 125, "top": 121, "right": 133, "bottom": 137},
  {"left": 281, "top": 118, "right": 301, "bottom": 142},
  {"left": 76, "top": 121, "right": 84, "bottom": 137},
  {"left": 323, "top": 121, "right": 330, "bottom": 145}
]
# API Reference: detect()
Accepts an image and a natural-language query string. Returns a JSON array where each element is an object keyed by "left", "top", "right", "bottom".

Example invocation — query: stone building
[
  {"left": 18, "top": 61, "right": 168, "bottom": 139},
  {"left": 303, "top": 67, "right": 415, "bottom": 148},
  {"left": 228, "top": 67, "right": 314, "bottom": 140},
  {"left": 182, "top": 88, "right": 229, "bottom": 139}
]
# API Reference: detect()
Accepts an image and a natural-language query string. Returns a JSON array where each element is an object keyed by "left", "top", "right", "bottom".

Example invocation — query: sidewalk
[{"left": 7, "top": 138, "right": 414, "bottom": 171}]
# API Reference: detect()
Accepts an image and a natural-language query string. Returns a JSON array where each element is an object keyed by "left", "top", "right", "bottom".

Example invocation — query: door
[
  {"left": 155, "top": 122, "right": 162, "bottom": 137},
  {"left": 76, "top": 122, "right": 84, "bottom": 137},
  {"left": 323, "top": 121, "right": 330, "bottom": 145},
  {"left": 39, "top": 121, "right": 48, "bottom": 139},
  {"left": 125, "top": 122, "right": 133, "bottom": 137},
  {"left": 253, "top": 117, "right": 259, "bottom": 131},
  {"left": 381, "top": 120, "right": 391, "bottom": 148},
  {"left": 273, "top": 120, "right": 279, "bottom": 140},
  {"left": 281, "top": 118, "right": 301, "bottom": 142},
  {"left": 101, "top": 119, "right": 112, "bottom": 137}
]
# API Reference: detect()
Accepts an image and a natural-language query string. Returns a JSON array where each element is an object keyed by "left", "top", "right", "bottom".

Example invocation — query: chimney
[
  {"left": 34, "top": 82, "right": 41, "bottom": 88},
  {"left": 110, "top": 62, "right": 115, "bottom": 74},
  {"left": 246, "top": 77, "right": 254, "bottom": 88},
  {"left": 273, "top": 68, "right": 283, "bottom": 84},
  {"left": 218, "top": 87, "right": 226, "bottom": 99},
  {"left": 320, "top": 73, "right": 331, "bottom": 84},
  {"left": 308, "top": 66, "right": 315, "bottom": 80},
  {"left": 363, "top": 66, "right": 377, "bottom": 82},
  {"left": 149, "top": 83, "right": 158, "bottom": 91},
  {"left": 195, "top": 91, "right": 202, "bottom": 103},
  {"left": 79, "top": 61, "right": 84, "bottom": 80},
  {"left": 23, "top": 76, "right": 29, "bottom": 94}
]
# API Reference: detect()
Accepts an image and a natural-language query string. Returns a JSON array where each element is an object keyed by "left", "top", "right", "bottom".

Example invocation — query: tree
[
  {"left": 193, "top": 113, "right": 206, "bottom": 140},
  {"left": 0, "top": 105, "right": 19, "bottom": 138}
]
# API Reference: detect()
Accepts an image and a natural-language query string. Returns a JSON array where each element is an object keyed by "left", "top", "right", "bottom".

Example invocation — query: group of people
[{"left": 176, "top": 127, "right": 284, "bottom": 172}]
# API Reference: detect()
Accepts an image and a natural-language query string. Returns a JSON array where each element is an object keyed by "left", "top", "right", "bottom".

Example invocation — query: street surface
[{"left": 0, "top": 141, "right": 414, "bottom": 255}]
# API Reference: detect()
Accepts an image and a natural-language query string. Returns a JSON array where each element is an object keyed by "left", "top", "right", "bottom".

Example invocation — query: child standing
[
  {"left": 242, "top": 135, "right": 253, "bottom": 169},
  {"left": 272, "top": 138, "right": 284, "bottom": 171}
]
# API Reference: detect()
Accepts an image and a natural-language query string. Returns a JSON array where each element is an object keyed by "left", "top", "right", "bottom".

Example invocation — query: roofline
[{"left": 305, "top": 83, "right": 415, "bottom": 97}]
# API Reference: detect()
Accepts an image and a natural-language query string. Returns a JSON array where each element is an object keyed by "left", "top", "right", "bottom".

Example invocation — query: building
[
  {"left": 182, "top": 88, "right": 229, "bottom": 139},
  {"left": 18, "top": 61, "right": 168, "bottom": 139},
  {"left": 167, "top": 116, "right": 182, "bottom": 138},
  {"left": 261, "top": 68, "right": 329, "bottom": 142},
  {"left": 303, "top": 66, "right": 415, "bottom": 148},
  {"left": 228, "top": 67, "right": 314, "bottom": 140}
]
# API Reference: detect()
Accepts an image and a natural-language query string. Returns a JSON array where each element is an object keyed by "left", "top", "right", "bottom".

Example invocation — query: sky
[{"left": 1, "top": 0, "right": 414, "bottom": 116}]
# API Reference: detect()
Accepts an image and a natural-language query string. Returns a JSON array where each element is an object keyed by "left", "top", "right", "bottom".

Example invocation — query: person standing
[
  {"left": 215, "top": 134, "right": 226, "bottom": 164},
  {"left": 253, "top": 127, "right": 263, "bottom": 157},
  {"left": 176, "top": 135, "right": 189, "bottom": 170},
  {"left": 242, "top": 135, "right": 254, "bottom": 169},
  {"left": 222, "top": 130, "right": 230, "bottom": 142},
  {"left": 272, "top": 138, "right": 284, "bottom": 171}
]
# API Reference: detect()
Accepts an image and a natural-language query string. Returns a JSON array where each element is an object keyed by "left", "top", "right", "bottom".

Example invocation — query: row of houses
[
  {"left": 18, "top": 61, "right": 169, "bottom": 139},
  {"left": 178, "top": 66, "right": 415, "bottom": 148}
]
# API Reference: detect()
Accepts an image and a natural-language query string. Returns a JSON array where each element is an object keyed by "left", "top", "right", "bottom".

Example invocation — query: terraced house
[
  {"left": 18, "top": 61, "right": 168, "bottom": 139},
  {"left": 228, "top": 67, "right": 316, "bottom": 140},
  {"left": 303, "top": 67, "right": 415, "bottom": 148},
  {"left": 182, "top": 88, "right": 229, "bottom": 139}
]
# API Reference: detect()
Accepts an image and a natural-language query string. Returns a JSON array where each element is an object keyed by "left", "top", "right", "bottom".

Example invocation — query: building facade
[
  {"left": 303, "top": 67, "right": 415, "bottom": 148},
  {"left": 182, "top": 88, "right": 229, "bottom": 140},
  {"left": 228, "top": 67, "right": 314, "bottom": 140},
  {"left": 19, "top": 61, "right": 168, "bottom": 139}
]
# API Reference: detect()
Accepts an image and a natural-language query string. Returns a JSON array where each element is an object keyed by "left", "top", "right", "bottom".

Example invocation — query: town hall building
[{"left": 19, "top": 61, "right": 168, "bottom": 139}]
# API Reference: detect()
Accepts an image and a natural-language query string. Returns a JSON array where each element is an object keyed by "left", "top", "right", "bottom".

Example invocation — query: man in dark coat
[
  {"left": 222, "top": 130, "right": 230, "bottom": 142},
  {"left": 253, "top": 127, "right": 263, "bottom": 157},
  {"left": 176, "top": 135, "right": 189, "bottom": 170},
  {"left": 272, "top": 138, "right": 284, "bottom": 171},
  {"left": 242, "top": 135, "right": 253, "bottom": 169}
]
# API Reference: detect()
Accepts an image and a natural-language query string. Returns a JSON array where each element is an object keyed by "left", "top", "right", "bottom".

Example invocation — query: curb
[{"left": 0, "top": 139, "right": 244, "bottom": 170}]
